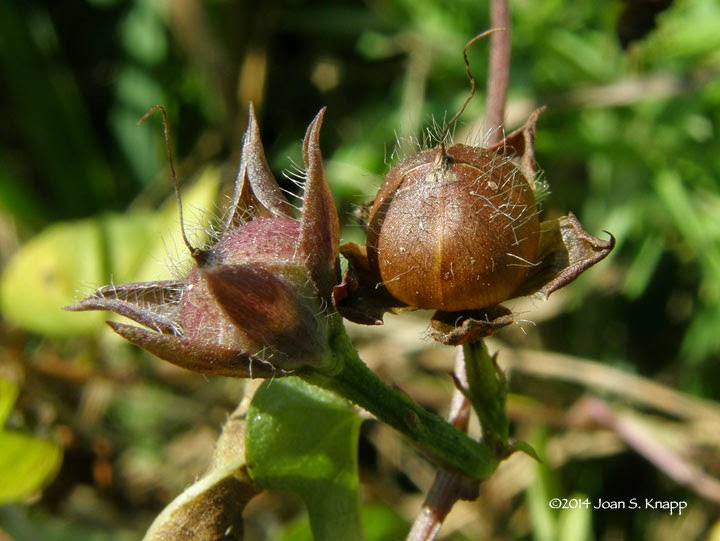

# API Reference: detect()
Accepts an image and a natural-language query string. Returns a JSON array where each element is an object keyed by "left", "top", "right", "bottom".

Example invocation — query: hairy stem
[
  {"left": 302, "top": 325, "right": 499, "bottom": 480},
  {"left": 463, "top": 340, "right": 510, "bottom": 454}
]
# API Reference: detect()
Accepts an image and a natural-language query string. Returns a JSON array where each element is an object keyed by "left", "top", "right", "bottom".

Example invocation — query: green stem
[
  {"left": 302, "top": 324, "right": 499, "bottom": 480},
  {"left": 463, "top": 340, "right": 509, "bottom": 455}
]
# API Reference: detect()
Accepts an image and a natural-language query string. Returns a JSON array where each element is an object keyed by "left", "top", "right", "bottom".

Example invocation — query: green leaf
[
  {"left": 557, "top": 495, "right": 594, "bottom": 541},
  {"left": 509, "top": 440, "right": 542, "bottom": 463},
  {"left": 0, "top": 215, "right": 145, "bottom": 336},
  {"left": 246, "top": 377, "right": 363, "bottom": 541},
  {"left": 0, "top": 379, "right": 63, "bottom": 504},
  {"left": 278, "top": 503, "right": 407, "bottom": 541},
  {"left": 0, "top": 378, "right": 19, "bottom": 426},
  {"left": 622, "top": 233, "right": 664, "bottom": 299},
  {"left": 527, "top": 467, "right": 557, "bottom": 541},
  {"left": 526, "top": 432, "right": 595, "bottom": 541},
  {"left": 361, "top": 504, "right": 408, "bottom": 541},
  {"left": 0, "top": 432, "right": 63, "bottom": 504}
]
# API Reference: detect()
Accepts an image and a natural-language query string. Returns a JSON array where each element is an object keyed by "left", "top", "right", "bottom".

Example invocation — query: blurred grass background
[{"left": 0, "top": 0, "right": 719, "bottom": 539}]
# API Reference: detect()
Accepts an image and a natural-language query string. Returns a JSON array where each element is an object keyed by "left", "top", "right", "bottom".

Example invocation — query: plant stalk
[
  {"left": 302, "top": 325, "right": 499, "bottom": 480},
  {"left": 485, "top": 0, "right": 511, "bottom": 145}
]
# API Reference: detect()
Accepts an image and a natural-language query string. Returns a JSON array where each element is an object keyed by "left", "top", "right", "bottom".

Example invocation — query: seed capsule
[
  {"left": 334, "top": 109, "right": 614, "bottom": 342},
  {"left": 366, "top": 143, "right": 540, "bottom": 312},
  {"left": 66, "top": 105, "right": 341, "bottom": 376}
]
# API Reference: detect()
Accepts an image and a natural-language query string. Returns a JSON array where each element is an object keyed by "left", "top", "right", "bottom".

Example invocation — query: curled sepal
[
  {"left": 108, "top": 321, "right": 280, "bottom": 378},
  {"left": 429, "top": 306, "right": 514, "bottom": 346},
  {"left": 225, "top": 103, "right": 294, "bottom": 228},
  {"left": 298, "top": 107, "right": 341, "bottom": 301},
  {"left": 512, "top": 213, "right": 616, "bottom": 300},
  {"left": 65, "top": 281, "right": 184, "bottom": 334}
]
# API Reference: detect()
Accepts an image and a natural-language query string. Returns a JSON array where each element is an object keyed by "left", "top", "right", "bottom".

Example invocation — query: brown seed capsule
[
  {"left": 366, "top": 142, "right": 540, "bottom": 312},
  {"left": 334, "top": 109, "right": 614, "bottom": 342}
]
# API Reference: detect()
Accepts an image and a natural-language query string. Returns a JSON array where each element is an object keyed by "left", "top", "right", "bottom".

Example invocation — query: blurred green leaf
[
  {"left": 556, "top": 494, "right": 594, "bottom": 541},
  {"left": 121, "top": 1, "right": 167, "bottom": 65},
  {"left": 0, "top": 379, "right": 20, "bottom": 426},
  {"left": 0, "top": 432, "right": 63, "bottom": 504},
  {"left": 247, "top": 377, "right": 363, "bottom": 541},
  {"left": 0, "top": 2, "right": 115, "bottom": 219},
  {"left": 361, "top": 504, "right": 408, "bottom": 541},
  {"left": 278, "top": 503, "right": 407, "bottom": 541},
  {"left": 0, "top": 168, "right": 220, "bottom": 336},
  {"left": 0, "top": 379, "right": 62, "bottom": 504},
  {"left": 528, "top": 468, "right": 595, "bottom": 541},
  {"left": 622, "top": 234, "right": 664, "bottom": 299},
  {"left": 641, "top": 0, "right": 720, "bottom": 64},
  {"left": 1, "top": 217, "right": 110, "bottom": 335}
]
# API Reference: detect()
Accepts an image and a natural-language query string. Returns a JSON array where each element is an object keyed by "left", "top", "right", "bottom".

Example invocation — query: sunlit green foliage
[{"left": 0, "top": 379, "right": 62, "bottom": 503}]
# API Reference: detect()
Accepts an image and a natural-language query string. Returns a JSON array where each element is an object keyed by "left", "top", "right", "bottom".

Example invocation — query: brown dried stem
[
  {"left": 571, "top": 396, "right": 720, "bottom": 504},
  {"left": 485, "top": 0, "right": 511, "bottom": 145}
]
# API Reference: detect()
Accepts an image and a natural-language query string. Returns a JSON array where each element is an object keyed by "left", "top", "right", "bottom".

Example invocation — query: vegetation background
[{"left": 1, "top": 0, "right": 719, "bottom": 539}]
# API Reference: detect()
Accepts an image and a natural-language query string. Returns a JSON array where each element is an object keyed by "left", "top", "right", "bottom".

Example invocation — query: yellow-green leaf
[
  {"left": 0, "top": 167, "right": 221, "bottom": 336},
  {"left": 0, "top": 379, "right": 63, "bottom": 504}
]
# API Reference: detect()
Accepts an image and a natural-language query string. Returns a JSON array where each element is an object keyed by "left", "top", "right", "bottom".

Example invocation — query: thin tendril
[
  {"left": 138, "top": 105, "right": 199, "bottom": 258},
  {"left": 438, "top": 29, "right": 501, "bottom": 145}
]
